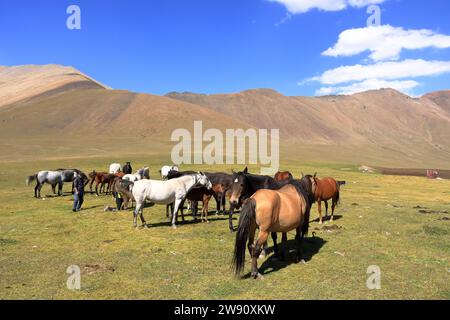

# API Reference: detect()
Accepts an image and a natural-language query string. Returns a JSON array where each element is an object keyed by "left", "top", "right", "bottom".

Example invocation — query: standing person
[{"left": 72, "top": 172, "right": 85, "bottom": 212}]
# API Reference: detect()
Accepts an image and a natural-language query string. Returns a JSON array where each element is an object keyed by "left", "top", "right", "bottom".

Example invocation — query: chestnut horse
[
  {"left": 312, "top": 173, "right": 340, "bottom": 224},
  {"left": 232, "top": 175, "right": 316, "bottom": 279},
  {"left": 89, "top": 171, "right": 123, "bottom": 196},
  {"left": 274, "top": 171, "right": 293, "bottom": 181}
]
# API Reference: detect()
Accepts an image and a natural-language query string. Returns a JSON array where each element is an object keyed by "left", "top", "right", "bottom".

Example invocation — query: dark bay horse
[
  {"left": 122, "top": 162, "right": 133, "bottom": 175},
  {"left": 228, "top": 167, "right": 291, "bottom": 232},
  {"left": 313, "top": 174, "right": 340, "bottom": 224},
  {"left": 232, "top": 176, "right": 316, "bottom": 279}
]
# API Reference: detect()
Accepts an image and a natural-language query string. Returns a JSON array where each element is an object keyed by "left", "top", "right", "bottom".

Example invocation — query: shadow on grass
[
  {"left": 243, "top": 236, "right": 327, "bottom": 278},
  {"left": 144, "top": 215, "right": 232, "bottom": 228},
  {"left": 311, "top": 214, "right": 343, "bottom": 223}
]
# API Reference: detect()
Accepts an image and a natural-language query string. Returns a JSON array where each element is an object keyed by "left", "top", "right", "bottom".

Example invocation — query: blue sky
[{"left": 1, "top": 0, "right": 450, "bottom": 96}]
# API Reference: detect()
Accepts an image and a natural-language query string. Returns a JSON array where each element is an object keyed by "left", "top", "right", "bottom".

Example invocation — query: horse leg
[
  {"left": 331, "top": 196, "right": 337, "bottom": 222},
  {"left": 295, "top": 227, "right": 306, "bottom": 264},
  {"left": 171, "top": 199, "right": 183, "bottom": 229},
  {"left": 179, "top": 199, "right": 186, "bottom": 222},
  {"left": 251, "top": 231, "right": 269, "bottom": 279},
  {"left": 133, "top": 202, "right": 143, "bottom": 228},
  {"left": 324, "top": 200, "right": 329, "bottom": 221},
  {"left": 35, "top": 182, "right": 40, "bottom": 198},
  {"left": 58, "top": 181, "right": 64, "bottom": 196},
  {"left": 166, "top": 204, "right": 170, "bottom": 219},
  {"left": 317, "top": 199, "right": 323, "bottom": 224},
  {"left": 214, "top": 193, "right": 220, "bottom": 215},
  {"left": 95, "top": 181, "right": 100, "bottom": 196},
  {"left": 271, "top": 232, "right": 279, "bottom": 257},
  {"left": 89, "top": 179, "right": 94, "bottom": 192},
  {"left": 281, "top": 232, "right": 288, "bottom": 261},
  {"left": 138, "top": 205, "right": 147, "bottom": 227},
  {"left": 203, "top": 195, "right": 210, "bottom": 223},
  {"left": 228, "top": 203, "right": 235, "bottom": 232},
  {"left": 51, "top": 183, "right": 56, "bottom": 194}
]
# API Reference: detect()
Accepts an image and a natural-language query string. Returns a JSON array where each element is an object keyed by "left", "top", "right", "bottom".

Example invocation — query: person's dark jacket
[{"left": 74, "top": 177, "right": 85, "bottom": 193}]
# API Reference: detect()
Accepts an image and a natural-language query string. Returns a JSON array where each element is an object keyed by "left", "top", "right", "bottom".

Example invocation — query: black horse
[
  {"left": 228, "top": 167, "right": 292, "bottom": 232},
  {"left": 123, "top": 162, "right": 133, "bottom": 175}
]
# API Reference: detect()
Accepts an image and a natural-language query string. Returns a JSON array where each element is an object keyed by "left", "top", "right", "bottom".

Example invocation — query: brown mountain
[
  {"left": 0, "top": 64, "right": 449, "bottom": 168},
  {"left": 167, "top": 88, "right": 450, "bottom": 167}
]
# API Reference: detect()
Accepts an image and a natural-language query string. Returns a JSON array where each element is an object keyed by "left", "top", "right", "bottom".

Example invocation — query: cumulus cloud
[
  {"left": 323, "top": 25, "right": 450, "bottom": 61},
  {"left": 309, "top": 59, "right": 450, "bottom": 85},
  {"left": 269, "top": 0, "right": 386, "bottom": 14},
  {"left": 315, "top": 79, "right": 420, "bottom": 96}
]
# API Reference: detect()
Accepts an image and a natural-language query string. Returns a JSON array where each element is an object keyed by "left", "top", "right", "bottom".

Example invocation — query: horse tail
[
  {"left": 232, "top": 198, "right": 256, "bottom": 277},
  {"left": 335, "top": 180, "right": 340, "bottom": 206},
  {"left": 26, "top": 174, "right": 37, "bottom": 186},
  {"left": 302, "top": 205, "right": 311, "bottom": 237}
]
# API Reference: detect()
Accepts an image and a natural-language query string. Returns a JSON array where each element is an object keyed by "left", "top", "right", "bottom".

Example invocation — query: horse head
[
  {"left": 229, "top": 168, "right": 249, "bottom": 206},
  {"left": 195, "top": 172, "right": 212, "bottom": 190}
]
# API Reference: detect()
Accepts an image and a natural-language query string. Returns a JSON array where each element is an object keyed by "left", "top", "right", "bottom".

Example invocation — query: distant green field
[{"left": 0, "top": 157, "right": 449, "bottom": 299}]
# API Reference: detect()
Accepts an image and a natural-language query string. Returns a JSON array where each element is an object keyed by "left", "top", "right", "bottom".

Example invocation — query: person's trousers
[{"left": 73, "top": 192, "right": 84, "bottom": 211}]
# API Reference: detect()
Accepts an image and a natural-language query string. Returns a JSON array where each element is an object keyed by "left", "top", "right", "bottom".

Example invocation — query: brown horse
[
  {"left": 274, "top": 171, "right": 293, "bottom": 181},
  {"left": 312, "top": 173, "right": 340, "bottom": 224},
  {"left": 88, "top": 171, "right": 118, "bottom": 195},
  {"left": 232, "top": 176, "right": 316, "bottom": 279}
]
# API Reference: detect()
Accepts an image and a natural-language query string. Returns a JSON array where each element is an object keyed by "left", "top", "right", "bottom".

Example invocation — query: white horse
[
  {"left": 26, "top": 171, "right": 64, "bottom": 198},
  {"left": 132, "top": 172, "right": 212, "bottom": 229},
  {"left": 109, "top": 163, "right": 122, "bottom": 174},
  {"left": 123, "top": 167, "right": 150, "bottom": 182},
  {"left": 159, "top": 165, "right": 179, "bottom": 179}
]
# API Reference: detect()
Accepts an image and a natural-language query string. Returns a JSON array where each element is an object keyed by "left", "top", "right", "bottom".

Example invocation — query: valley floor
[{"left": 0, "top": 157, "right": 449, "bottom": 299}]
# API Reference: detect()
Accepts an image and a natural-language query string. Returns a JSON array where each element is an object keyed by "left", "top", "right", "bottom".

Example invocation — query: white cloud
[
  {"left": 323, "top": 25, "right": 450, "bottom": 61},
  {"left": 315, "top": 79, "right": 420, "bottom": 95},
  {"left": 269, "top": 0, "right": 386, "bottom": 14},
  {"left": 309, "top": 59, "right": 450, "bottom": 85}
]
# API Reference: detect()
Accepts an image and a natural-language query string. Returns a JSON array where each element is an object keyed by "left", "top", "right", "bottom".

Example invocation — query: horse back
[
  {"left": 316, "top": 177, "right": 339, "bottom": 200},
  {"left": 252, "top": 185, "right": 303, "bottom": 232}
]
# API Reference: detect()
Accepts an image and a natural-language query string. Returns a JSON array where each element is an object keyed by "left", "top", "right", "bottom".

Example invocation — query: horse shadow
[
  {"left": 311, "top": 214, "right": 343, "bottom": 223},
  {"left": 243, "top": 236, "right": 327, "bottom": 278},
  {"left": 144, "top": 215, "right": 230, "bottom": 228}
]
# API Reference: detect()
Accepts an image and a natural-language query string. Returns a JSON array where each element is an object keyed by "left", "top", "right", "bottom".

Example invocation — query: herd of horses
[{"left": 25, "top": 163, "right": 343, "bottom": 279}]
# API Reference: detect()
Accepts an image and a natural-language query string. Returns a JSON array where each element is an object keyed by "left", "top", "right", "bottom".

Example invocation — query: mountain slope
[
  {"left": 1, "top": 64, "right": 449, "bottom": 168},
  {"left": 167, "top": 88, "right": 450, "bottom": 167},
  {"left": 0, "top": 64, "right": 109, "bottom": 109}
]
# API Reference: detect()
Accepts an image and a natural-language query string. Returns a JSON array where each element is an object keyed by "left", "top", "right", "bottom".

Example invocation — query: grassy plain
[{"left": 0, "top": 156, "right": 449, "bottom": 299}]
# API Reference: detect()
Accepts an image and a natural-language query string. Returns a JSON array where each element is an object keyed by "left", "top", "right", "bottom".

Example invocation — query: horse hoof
[
  {"left": 253, "top": 273, "right": 264, "bottom": 280},
  {"left": 172, "top": 224, "right": 177, "bottom": 230}
]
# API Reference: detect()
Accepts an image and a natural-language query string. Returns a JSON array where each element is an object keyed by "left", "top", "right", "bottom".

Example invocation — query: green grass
[{"left": 0, "top": 157, "right": 449, "bottom": 299}]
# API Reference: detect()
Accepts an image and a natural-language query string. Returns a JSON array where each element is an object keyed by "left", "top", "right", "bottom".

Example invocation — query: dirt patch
[
  {"left": 83, "top": 264, "right": 115, "bottom": 275},
  {"left": 314, "top": 225, "right": 343, "bottom": 234}
]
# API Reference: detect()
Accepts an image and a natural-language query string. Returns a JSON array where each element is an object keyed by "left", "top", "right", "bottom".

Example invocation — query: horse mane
[{"left": 289, "top": 176, "right": 315, "bottom": 208}]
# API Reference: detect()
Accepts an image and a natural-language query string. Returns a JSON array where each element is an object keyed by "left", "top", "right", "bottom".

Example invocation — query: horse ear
[
  {"left": 243, "top": 167, "right": 248, "bottom": 174},
  {"left": 199, "top": 171, "right": 204, "bottom": 175},
  {"left": 313, "top": 172, "right": 317, "bottom": 178},
  {"left": 301, "top": 171, "right": 304, "bottom": 178}
]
